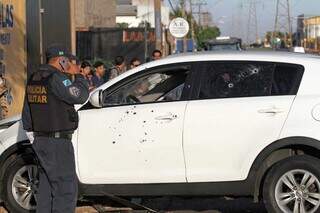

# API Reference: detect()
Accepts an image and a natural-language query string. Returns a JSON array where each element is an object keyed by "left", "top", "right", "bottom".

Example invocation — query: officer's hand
[{"left": 66, "top": 63, "right": 80, "bottom": 75}]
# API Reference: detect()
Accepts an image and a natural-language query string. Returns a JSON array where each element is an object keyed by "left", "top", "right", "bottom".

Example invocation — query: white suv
[{"left": 0, "top": 51, "right": 320, "bottom": 213}]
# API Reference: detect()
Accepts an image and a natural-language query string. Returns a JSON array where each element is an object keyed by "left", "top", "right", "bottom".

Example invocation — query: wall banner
[{"left": 0, "top": 0, "right": 26, "bottom": 120}]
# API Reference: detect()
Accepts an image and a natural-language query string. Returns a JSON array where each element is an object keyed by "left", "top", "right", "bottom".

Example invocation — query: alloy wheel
[
  {"left": 11, "top": 165, "right": 38, "bottom": 210},
  {"left": 275, "top": 169, "right": 320, "bottom": 213}
]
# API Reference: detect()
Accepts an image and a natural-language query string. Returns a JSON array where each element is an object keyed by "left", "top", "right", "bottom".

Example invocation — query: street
[
  {"left": 0, "top": 197, "right": 267, "bottom": 213},
  {"left": 76, "top": 197, "right": 267, "bottom": 213}
]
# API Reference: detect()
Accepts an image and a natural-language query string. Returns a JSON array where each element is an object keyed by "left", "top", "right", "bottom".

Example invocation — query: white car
[{"left": 0, "top": 51, "right": 320, "bottom": 213}]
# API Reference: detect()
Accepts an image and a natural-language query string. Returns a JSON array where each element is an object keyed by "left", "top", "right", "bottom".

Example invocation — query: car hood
[{"left": 0, "top": 115, "right": 21, "bottom": 130}]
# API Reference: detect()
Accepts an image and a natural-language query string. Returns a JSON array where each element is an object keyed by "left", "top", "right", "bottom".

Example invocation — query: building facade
[
  {"left": 304, "top": 16, "right": 320, "bottom": 52},
  {"left": 75, "top": 0, "right": 117, "bottom": 30},
  {"left": 116, "top": 0, "right": 170, "bottom": 28}
]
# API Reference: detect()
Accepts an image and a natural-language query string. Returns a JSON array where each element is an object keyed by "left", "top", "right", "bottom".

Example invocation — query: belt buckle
[{"left": 54, "top": 132, "right": 60, "bottom": 138}]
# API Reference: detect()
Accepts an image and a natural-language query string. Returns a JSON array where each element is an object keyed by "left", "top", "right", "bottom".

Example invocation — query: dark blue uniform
[{"left": 22, "top": 64, "right": 89, "bottom": 213}]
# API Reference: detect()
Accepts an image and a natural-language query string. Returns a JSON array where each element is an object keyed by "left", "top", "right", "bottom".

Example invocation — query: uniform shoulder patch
[{"left": 62, "top": 79, "right": 72, "bottom": 87}]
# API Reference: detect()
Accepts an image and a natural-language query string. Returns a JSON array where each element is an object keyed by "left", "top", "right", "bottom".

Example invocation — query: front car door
[
  {"left": 77, "top": 64, "right": 193, "bottom": 184},
  {"left": 184, "top": 61, "right": 304, "bottom": 182}
]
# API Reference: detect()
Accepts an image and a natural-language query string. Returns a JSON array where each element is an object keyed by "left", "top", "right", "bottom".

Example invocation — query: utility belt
[{"left": 34, "top": 131, "right": 73, "bottom": 140}]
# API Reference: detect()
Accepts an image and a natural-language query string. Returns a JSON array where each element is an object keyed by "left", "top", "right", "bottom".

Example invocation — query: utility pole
[
  {"left": 154, "top": 0, "right": 162, "bottom": 50},
  {"left": 246, "top": 0, "right": 259, "bottom": 45},
  {"left": 189, "top": 0, "right": 195, "bottom": 42},
  {"left": 180, "top": 0, "right": 187, "bottom": 52},
  {"left": 273, "top": 0, "right": 292, "bottom": 48},
  {"left": 191, "top": 0, "right": 207, "bottom": 26}
]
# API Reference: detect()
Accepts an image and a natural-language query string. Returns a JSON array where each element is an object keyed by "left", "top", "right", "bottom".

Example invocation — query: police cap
[{"left": 45, "top": 44, "right": 77, "bottom": 61}]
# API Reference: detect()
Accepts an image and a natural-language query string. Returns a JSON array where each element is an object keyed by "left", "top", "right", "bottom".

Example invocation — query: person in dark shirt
[
  {"left": 80, "top": 61, "right": 94, "bottom": 91},
  {"left": 92, "top": 61, "right": 106, "bottom": 88}
]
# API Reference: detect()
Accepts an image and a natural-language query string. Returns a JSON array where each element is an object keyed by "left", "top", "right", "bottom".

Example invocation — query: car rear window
[
  {"left": 198, "top": 62, "right": 304, "bottom": 100},
  {"left": 271, "top": 64, "right": 304, "bottom": 96}
]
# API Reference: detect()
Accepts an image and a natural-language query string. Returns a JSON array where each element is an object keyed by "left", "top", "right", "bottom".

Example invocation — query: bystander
[
  {"left": 92, "top": 61, "right": 106, "bottom": 88},
  {"left": 152, "top": 49, "right": 162, "bottom": 61},
  {"left": 130, "top": 57, "right": 141, "bottom": 69},
  {"left": 109, "top": 56, "right": 126, "bottom": 80},
  {"left": 80, "top": 61, "right": 94, "bottom": 91}
]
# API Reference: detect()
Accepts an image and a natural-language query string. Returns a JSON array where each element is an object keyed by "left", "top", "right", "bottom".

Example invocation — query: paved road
[
  {"left": 0, "top": 197, "right": 267, "bottom": 213},
  {"left": 77, "top": 197, "right": 267, "bottom": 213}
]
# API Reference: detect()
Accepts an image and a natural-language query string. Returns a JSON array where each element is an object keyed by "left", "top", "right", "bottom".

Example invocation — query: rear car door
[
  {"left": 77, "top": 64, "right": 193, "bottom": 184},
  {"left": 184, "top": 61, "right": 304, "bottom": 182}
]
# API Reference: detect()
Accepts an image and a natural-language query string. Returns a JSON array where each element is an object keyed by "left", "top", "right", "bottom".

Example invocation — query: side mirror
[{"left": 89, "top": 89, "right": 103, "bottom": 108}]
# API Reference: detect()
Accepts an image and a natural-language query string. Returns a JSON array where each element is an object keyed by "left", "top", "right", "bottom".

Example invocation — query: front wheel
[
  {"left": 263, "top": 155, "right": 320, "bottom": 213},
  {"left": 2, "top": 153, "right": 39, "bottom": 213}
]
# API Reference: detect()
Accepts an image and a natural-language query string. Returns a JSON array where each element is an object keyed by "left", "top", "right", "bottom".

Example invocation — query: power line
[
  {"left": 273, "top": 0, "right": 292, "bottom": 47},
  {"left": 190, "top": 0, "right": 208, "bottom": 26}
]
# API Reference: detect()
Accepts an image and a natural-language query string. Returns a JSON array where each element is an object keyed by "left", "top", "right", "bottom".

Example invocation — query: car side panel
[
  {"left": 184, "top": 96, "right": 294, "bottom": 182},
  {"left": 279, "top": 62, "right": 320, "bottom": 142}
]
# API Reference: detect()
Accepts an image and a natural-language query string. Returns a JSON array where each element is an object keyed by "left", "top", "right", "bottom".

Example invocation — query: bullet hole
[
  {"left": 151, "top": 110, "right": 154, "bottom": 113},
  {"left": 112, "top": 141, "right": 116, "bottom": 144},
  {"left": 126, "top": 111, "right": 129, "bottom": 114},
  {"left": 140, "top": 139, "right": 147, "bottom": 143},
  {"left": 144, "top": 132, "right": 148, "bottom": 136},
  {"left": 143, "top": 121, "right": 146, "bottom": 123},
  {"left": 133, "top": 112, "right": 137, "bottom": 115},
  {"left": 118, "top": 134, "right": 122, "bottom": 137}
]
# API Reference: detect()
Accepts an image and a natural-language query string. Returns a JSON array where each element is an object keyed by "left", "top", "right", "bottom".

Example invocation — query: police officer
[{"left": 22, "top": 44, "right": 89, "bottom": 213}]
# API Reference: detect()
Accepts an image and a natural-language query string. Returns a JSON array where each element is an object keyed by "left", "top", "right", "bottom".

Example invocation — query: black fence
[{"left": 76, "top": 28, "right": 156, "bottom": 63}]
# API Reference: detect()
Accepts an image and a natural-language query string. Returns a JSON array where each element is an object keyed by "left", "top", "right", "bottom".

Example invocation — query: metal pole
[
  {"left": 39, "top": 0, "right": 44, "bottom": 63},
  {"left": 189, "top": 0, "right": 195, "bottom": 51},
  {"left": 180, "top": 0, "right": 187, "bottom": 52},
  {"left": 144, "top": 20, "right": 148, "bottom": 62},
  {"left": 70, "top": 0, "right": 76, "bottom": 55},
  {"left": 154, "top": 0, "right": 162, "bottom": 50}
]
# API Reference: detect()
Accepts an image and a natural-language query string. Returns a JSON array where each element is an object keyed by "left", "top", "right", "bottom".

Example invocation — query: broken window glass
[
  {"left": 104, "top": 69, "right": 189, "bottom": 106},
  {"left": 199, "top": 62, "right": 274, "bottom": 99}
]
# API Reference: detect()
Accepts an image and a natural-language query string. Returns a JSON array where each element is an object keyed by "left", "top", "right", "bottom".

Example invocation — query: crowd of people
[{"left": 79, "top": 49, "right": 163, "bottom": 91}]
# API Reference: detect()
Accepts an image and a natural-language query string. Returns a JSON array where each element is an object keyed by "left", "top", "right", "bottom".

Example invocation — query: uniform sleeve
[
  {"left": 49, "top": 73, "right": 90, "bottom": 105},
  {"left": 22, "top": 94, "right": 33, "bottom": 131}
]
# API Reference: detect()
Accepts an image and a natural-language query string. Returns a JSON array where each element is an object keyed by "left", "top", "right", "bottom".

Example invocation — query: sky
[{"left": 166, "top": 0, "right": 320, "bottom": 42}]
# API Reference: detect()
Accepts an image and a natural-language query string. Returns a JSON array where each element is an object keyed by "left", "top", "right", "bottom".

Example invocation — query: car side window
[
  {"left": 199, "top": 62, "right": 274, "bottom": 99},
  {"left": 271, "top": 64, "right": 304, "bottom": 96},
  {"left": 103, "top": 68, "right": 190, "bottom": 106}
]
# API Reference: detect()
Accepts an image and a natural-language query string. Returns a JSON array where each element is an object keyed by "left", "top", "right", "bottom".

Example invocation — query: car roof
[{"left": 168, "top": 50, "right": 319, "bottom": 61}]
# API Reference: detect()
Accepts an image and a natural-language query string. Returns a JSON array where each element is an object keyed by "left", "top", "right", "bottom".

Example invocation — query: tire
[
  {"left": 263, "top": 155, "right": 320, "bottom": 213},
  {"left": 2, "top": 153, "right": 38, "bottom": 213}
]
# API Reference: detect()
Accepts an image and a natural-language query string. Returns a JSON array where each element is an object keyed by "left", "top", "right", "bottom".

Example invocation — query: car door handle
[
  {"left": 258, "top": 107, "right": 284, "bottom": 114},
  {"left": 155, "top": 113, "right": 178, "bottom": 121}
]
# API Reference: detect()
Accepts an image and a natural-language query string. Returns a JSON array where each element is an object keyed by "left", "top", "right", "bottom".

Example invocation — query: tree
[
  {"left": 117, "top": 22, "right": 129, "bottom": 29},
  {"left": 170, "top": 7, "right": 221, "bottom": 49},
  {"left": 196, "top": 26, "right": 221, "bottom": 49}
]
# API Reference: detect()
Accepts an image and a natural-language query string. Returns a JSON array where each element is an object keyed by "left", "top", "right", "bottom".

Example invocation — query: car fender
[{"left": 249, "top": 136, "right": 320, "bottom": 201}]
